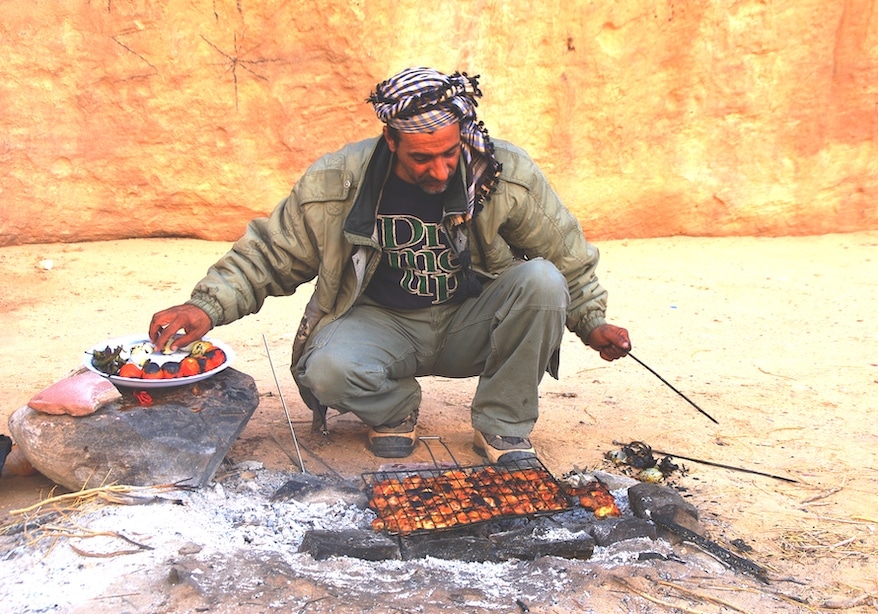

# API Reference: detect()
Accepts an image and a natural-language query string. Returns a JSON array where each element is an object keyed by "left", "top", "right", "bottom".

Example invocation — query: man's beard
[{"left": 418, "top": 178, "right": 449, "bottom": 195}]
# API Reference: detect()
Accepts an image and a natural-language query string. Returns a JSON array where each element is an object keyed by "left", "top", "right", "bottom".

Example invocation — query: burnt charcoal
[
  {"left": 652, "top": 503, "right": 707, "bottom": 542},
  {"left": 637, "top": 551, "right": 686, "bottom": 564},
  {"left": 400, "top": 533, "right": 495, "bottom": 562},
  {"left": 590, "top": 517, "right": 657, "bottom": 546},
  {"left": 0, "top": 434, "right": 11, "bottom": 476},
  {"left": 298, "top": 529, "right": 400, "bottom": 561},
  {"left": 491, "top": 526, "right": 595, "bottom": 561},
  {"left": 481, "top": 516, "right": 543, "bottom": 534}
]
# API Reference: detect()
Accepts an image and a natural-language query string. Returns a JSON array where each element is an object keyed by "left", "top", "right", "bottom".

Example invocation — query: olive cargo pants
[{"left": 294, "top": 259, "right": 569, "bottom": 437}]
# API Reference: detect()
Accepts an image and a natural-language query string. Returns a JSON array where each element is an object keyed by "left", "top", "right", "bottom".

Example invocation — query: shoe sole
[
  {"left": 368, "top": 434, "right": 416, "bottom": 458},
  {"left": 472, "top": 432, "right": 538, "bottom": 465}
]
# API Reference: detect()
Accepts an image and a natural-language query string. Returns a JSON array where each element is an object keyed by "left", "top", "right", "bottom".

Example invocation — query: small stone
[
  {"left": 167, "top": 566, "right": 182, "bottom": 585},
  {"left": 627, "top": 482, "right": 705, "bottom": 543},
  {"left": 627, "top": 482, "right": 699, "bottom": 521},
  {"left": 178, "top": 542, "right": 203, "bottom": 555}
]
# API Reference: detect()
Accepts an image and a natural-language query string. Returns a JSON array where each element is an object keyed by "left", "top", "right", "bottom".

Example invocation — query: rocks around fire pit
[
  {"left": 8, "top": 368, "right": 259, "bottom": 491},
  {"left": 627, "top": 482, "right": 705, "bottom": 542}
]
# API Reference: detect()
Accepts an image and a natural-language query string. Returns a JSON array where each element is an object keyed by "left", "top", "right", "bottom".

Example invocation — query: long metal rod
[
  {"left": 627, "top": 352, "right": 719, "bottom": 424},
  {"left": 419, "top": 436, "right": 461, "bottom": 468},
  {"left": 263, "top": 334, "right": 307, "bottom": 474},
  {"left": 651, "top": 448, "right": 799, "bottom": 483}
]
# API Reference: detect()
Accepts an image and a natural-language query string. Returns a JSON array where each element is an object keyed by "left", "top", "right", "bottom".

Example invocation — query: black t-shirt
[{"left": 364, "top": 173, "right": 465, "bottom": 308}]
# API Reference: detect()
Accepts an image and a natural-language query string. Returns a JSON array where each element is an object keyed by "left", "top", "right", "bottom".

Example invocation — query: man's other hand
[{"left": 586, "top": 323, "right": 631, "bottom": 361}]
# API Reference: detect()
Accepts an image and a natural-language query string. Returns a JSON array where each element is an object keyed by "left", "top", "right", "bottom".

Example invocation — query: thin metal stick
[
  {"left": 419, "top": 436, "right": 461, "bottom": 468},
  {"left": 263, "top": 334, "right": 307, "bottom": 474},
  {"left": 650, "top": 448, "right": 799, "bottom": 484},
  {"left": 627, "top": 352, "right": 719, "bottom": 424}
]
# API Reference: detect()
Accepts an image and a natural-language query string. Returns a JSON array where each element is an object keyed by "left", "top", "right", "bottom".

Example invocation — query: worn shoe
[
  {"left": 473, "top": 430, "right": 537, "bottom": 464},
  {"left": 367, "top": 410, "right": 418, "bottom": 458}
]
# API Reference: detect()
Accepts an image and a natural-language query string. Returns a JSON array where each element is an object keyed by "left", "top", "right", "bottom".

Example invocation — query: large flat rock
[{"left": 8, "top": 368, "right": 258, "bottom": 491}]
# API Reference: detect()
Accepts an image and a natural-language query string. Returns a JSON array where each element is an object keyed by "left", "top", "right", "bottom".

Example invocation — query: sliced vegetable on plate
[{"left": 83, "top": 335, "right": 235, "bottom": 389}]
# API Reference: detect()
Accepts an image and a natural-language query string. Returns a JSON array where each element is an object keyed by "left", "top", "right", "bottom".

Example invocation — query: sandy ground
[{"left": 1, "top": 233, "right": 876, "bottom": 612}]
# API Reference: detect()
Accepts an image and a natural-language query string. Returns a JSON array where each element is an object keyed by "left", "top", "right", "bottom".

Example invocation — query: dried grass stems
[
  {"left": 2, "top": 481, "right": 193, "bottom": 558},
  {"left": 771, "top": 474, "right": 877, "bottom": 563},
  {"left": 779, "top": 525, "right": 876, "bottom": 560},
  {"left": 614, "top": 574, "right": 877, "bottom": 613},
  {"left": 611, "top": 574, "right": 764, "bottom": 614}
]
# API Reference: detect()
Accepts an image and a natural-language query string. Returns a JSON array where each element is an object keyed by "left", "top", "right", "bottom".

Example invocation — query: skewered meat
[
  {"left": 561, "top": 479, "right": 621, "bottom": 519},
  {"left": 366, "top": 463, "right": 571, "bottom": 535}
]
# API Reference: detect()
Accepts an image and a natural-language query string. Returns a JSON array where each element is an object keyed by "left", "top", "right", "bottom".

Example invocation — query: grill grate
[{"left": 363, "top": 457, "right": 573, "bottom": 536}]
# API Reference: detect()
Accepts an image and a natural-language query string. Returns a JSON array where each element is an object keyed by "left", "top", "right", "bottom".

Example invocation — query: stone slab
[{"left": 8, "top": 368, "right": 258, "bottom": 491}]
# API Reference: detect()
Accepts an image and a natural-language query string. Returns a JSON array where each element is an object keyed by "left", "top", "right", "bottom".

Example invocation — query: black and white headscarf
[{"left": 368, "top": 67, "right": 503, "bottom": 225}]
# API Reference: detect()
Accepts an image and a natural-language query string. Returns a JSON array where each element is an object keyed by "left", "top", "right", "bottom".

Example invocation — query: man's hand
[
  {"left": 149, "top": 304, "right": 213, "bottom": 352},
  {"left": 586, "top": 323, "right": 631, "bottom": 361}
]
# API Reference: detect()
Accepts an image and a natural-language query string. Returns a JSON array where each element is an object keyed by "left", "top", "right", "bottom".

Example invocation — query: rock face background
[{"left": 2, "top": 0, "right": 876, "bottom": 246}]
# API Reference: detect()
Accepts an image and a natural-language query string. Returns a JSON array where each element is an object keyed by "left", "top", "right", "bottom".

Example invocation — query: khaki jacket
[{"left": 187, "top": 136, "right": 608, "bottom": 372}]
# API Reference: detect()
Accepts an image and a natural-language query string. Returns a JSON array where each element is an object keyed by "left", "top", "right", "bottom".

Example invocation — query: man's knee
[
  {"left": 514, "top": 259, "right": 569, "bottom": 306},
  {"left": 296, "top": 348, "right": 360, "bottom": 402}
]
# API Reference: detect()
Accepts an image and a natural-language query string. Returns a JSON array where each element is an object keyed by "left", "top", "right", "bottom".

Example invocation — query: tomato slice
[
  {"left": 118, "top": 363, "right": 143, "bottom": 379},
  {"left": 201, "top": 348, "right": 226, "bottom": 372},
  {"left": 179, "top": 357, "right": 202, "bottom": 377}
]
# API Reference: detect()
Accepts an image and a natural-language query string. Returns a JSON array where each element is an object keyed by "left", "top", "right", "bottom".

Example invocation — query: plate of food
[{"left": 83, "top": 334, "right": 235, "bottom": 389}]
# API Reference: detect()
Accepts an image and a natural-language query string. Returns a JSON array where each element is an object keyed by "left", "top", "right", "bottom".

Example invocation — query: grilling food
[
  {"left": 561, "top": 479, "right": 621, "bottom": 519},
  {"left": 367, "top": 465, "right": 571, "bottom": 535}
]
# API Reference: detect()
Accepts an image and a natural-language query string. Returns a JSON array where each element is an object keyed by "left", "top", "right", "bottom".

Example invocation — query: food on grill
[
  {"left": 561, "top": 478, "right": 621, "bottom": 519},
  {"left": 366, "top": 464, "right": 571, "bottom": 535}
]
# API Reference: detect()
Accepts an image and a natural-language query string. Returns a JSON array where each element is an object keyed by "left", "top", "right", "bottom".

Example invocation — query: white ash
[{"left": 0, "top": 464, "right": 655, "bottom": 613}]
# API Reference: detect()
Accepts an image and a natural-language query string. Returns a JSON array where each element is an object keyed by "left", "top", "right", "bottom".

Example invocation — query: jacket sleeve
[
  {"left": 487, "top": 146, "right": 609, "bottom": 342},
  {"left": 186, "top": 190, "right": 322, "bottom": 327}
]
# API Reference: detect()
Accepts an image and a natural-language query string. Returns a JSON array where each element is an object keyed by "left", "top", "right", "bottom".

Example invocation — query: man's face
[{"left": 384, "top": 123, "right": 462, "bottom": 195}]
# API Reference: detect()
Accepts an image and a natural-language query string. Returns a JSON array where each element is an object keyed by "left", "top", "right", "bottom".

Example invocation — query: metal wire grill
[{"left": 363, "top": 447, "right": 573, "bottom": 536}]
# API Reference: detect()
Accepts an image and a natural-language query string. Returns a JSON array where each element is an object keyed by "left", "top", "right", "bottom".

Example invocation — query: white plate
[{"left": 83, "top": 334, "right": 235, "bottom": 389}]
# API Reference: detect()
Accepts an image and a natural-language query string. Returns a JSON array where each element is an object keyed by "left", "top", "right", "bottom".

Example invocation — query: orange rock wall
[{"left": 2, "top": 0, "right": 876, "bottom": 246}]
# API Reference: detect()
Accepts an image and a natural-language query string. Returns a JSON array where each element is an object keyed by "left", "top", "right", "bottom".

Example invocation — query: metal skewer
[
  {"left": 627, "top": 352, "right": 719, "bottom": 424},
  {"left": 650, "top": 448, "right": 799, "bottom": 483},
  {"left": 263, "top": 334, "right": 307, "bottom": 474}
]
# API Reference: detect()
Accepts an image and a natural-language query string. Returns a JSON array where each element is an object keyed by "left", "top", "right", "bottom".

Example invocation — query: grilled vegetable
[
  {"left": 161, "top": 361, "right": 182, "bottom": 379},
  {"left": 91, "top": 345, "right": 126, "bottom": 375},
  {"left": 179, "top": 357, "right": 202, "bottom": 377},
  {"left": 200, "top": 347, "right": 226, "bottom": 372},
  {"left": 189, "top": 340, "right": 214, "bottom": 357},
  {"left": 117, "top": 363, "right": 143, "bottom": 379},
  {"left": 141, "top": 361, "right": 163, "bottom": 380}
]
